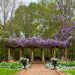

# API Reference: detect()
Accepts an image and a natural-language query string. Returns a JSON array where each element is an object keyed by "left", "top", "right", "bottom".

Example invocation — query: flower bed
[
  {"left": 45, "top": 61, "right": 75, "bottom": 70},
  {"left": 0, "top": 62, "right": 23, "bottom": 70}
]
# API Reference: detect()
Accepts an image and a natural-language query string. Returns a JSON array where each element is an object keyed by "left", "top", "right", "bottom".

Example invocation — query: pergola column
[
  {"left": 20, "top": 48, "right": 24, "bottom": 59},
  {"left": 61, "top": 48, "right": 65, "bottom": 60},
  {"left": 42, "top": 49, "right": 45, "bottom": 62},
  {"left": 50, "top": 48, "right": 53, "bottom": 58},
  {"left": 11, "top": 48, "right": 14, "bottom": 61},
  {"left": 8, "top": 48, "right": 15, "bottom": 61},
  {"left": 31, "top": 49, "right": 34, "bottom": 63},
  {"left": 8, "top": 48, "right": 11, "bottom": 61},
  {"left": 53, "top": 49, "right": 56, "bottom": 57}
]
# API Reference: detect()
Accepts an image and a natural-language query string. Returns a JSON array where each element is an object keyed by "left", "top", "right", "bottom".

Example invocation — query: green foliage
[
  {"left": 0, "top": 26, "right": 3, "bottom": 36},
  {"left": 0, "top": 25, "right": 10, "bottom": 38},
  {"left": 34, "top": 49, "right": 42, "bottom": 57},
  {"left": 0, "top": 0, "right": 75, "bottom": 38},
  {"left": 0, "top": 48, "right": 4, "bottom": 61},
  {"left": 10, "top": 2, "right": 61, "bottom": 38},
  {"left": 68, "top": 47, "right": 75, "bottom": 60}
]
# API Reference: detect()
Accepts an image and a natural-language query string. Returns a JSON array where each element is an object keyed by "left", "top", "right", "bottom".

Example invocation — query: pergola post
[
  {"left": 42, "top": 49, "right": 45, "bottom": 63},
  {"left": 53, "top": 49, "right": 56, "bottom": 57},
  {"left": 8, "top": 48, "right": 11, "bottom": 61},
  {"left": 31, "top": 48, "right": 34, "bottom": 63},
  {"left": 61, "top": 48, "right": 65, "bottom": 60},
  {"left": 20, "top": 48, "right": 23, "bottom": 59},
  {"left": 50, "top": 48, "right": 53, "bottom": 58},
  {"left": 8, "top": 48, "right": 15, "bottom": 62},
  {"left": 11, "top": 48, "right": 14, "bottom": 61}
]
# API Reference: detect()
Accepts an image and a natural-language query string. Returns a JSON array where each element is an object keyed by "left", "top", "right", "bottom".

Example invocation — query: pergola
[
  {"left": 4, "top": 37, "right": 69, "bottom": 63},
  {"left": 0, "top": 26, "right": 74, "bottom": 63}
]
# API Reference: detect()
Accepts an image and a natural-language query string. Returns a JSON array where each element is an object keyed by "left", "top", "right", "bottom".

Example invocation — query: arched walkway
[{"left": 20, "top": 64, "right": 67, "bottom": 75}]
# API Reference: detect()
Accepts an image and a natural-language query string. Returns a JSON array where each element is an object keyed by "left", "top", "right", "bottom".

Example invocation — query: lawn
[
  {"left": 64, "top": 70, "right": 75, "bottom": 75},
  {"left": 0, "top": 68, "right": 20, "bottom": 75}
]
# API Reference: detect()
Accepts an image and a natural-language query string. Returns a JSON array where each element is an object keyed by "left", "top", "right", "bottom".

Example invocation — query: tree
[
  {"left": 0, "top": 0, "right": 16, "bottom": 37},
  {"left": 0, "top": 0, "right": 11, "bottom": 30},
  {"left": 35, "top": 2, "right": 61, "bottom": 39},
  {"left": 54, "top": 0, "right": 75, "bottom": 41},
  {"left": 13, "top": 3, "right": 39, "bottom": 37},
  {"left": 11, "top": 1, "right": 61, "bottom": 39}
]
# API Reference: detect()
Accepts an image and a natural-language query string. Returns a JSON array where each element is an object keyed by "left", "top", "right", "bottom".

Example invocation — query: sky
[{"left": 18, "top": 0, "right": 38, "bottom": 6}]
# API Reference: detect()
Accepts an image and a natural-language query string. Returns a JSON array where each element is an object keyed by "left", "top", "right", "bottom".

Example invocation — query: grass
[
  {"left": 64, "top": 70, "right": 75, "bottom": 75},
  {"left": 0, "top": 68, "right": 20, "bottom": 75}
]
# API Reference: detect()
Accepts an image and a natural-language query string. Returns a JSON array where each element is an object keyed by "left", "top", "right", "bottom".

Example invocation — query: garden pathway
[{"left": 20, "top": 64, "right": 67, "bottom": 75}]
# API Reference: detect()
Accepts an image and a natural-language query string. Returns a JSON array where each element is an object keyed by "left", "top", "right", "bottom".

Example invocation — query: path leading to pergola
[{"left": 20, "top": 64, "right": 67, "bottom": 75}]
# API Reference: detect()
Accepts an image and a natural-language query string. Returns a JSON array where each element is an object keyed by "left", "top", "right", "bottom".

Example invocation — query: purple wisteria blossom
[
  {"left": 5, "top": 37, "right": 69, "bottom": 48},
  {"left": 16, "top": 37, "right": 29, "bottom": 47},
  {"left": 54, "top": 26, "right": 75, "bottom": 41}
]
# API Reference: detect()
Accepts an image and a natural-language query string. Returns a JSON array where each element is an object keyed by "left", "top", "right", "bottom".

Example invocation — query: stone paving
[{"left": 20, "top": 64, "right": 67, "bottom": 75}]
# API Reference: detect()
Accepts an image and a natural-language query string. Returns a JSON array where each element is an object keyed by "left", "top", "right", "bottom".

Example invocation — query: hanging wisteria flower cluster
[
  {"left": 54, "top": 26, "right": 75, "bottom": 41},
  {"left": 5, "top": 37, "right": 68, "bottom": 48}
]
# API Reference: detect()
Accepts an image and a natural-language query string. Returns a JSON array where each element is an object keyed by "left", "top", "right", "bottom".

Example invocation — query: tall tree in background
[
  {"left": 36, "top": 1, "right": 61, "bottom": 39},
  {"left": 54, "top": 0, "right": 75, "bottom": 41},
  {"left": 0, "top": 0, "right": 16, "bottom": 37},
  {"left": 13, "top": 2, "right": 61, "bottom": 38},
  {"left": 13, "top": 3, "right": 38, "bottom": 37},
  {"left": 56, "top": 0, "right": 75, "bottom": 27},
  {"left": 0, "top": 0, "right": 11, "bottom": 30},
  {"left": 0, "top": 0, "right": 74, "bottom": 39}
]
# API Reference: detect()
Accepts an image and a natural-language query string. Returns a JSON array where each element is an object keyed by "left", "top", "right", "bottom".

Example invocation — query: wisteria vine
[{"left": 5, "top": 36, "right": 68, "bottom": 48}]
